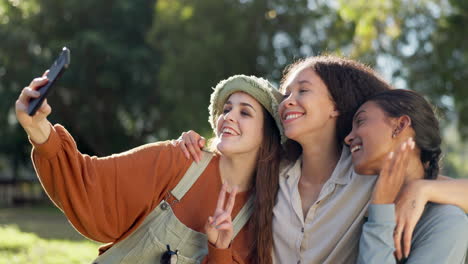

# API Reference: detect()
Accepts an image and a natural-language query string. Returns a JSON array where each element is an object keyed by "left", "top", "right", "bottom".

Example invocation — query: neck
[
  {"left": 219, "top": 152, "right": 257, "bottom": 192},
  {"left": 298, "top": 131, "right": 341, "bottom": 184},
  {"left": 404, "top": 152, "right": 425, "bottom": 182}
]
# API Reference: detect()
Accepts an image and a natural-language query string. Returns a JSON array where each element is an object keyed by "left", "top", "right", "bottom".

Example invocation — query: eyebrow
[
  {"left": 284, "top": 80, "right": 312, "bottom": 92},
  {"left": 225, "top": 101, "right": 257, "bottom": 112},
  {"left": 298, "top": 80, "right": 312, "bottom": 85},
  {"left": 353, "top": 109, "right": 366, "bottom": 122}
]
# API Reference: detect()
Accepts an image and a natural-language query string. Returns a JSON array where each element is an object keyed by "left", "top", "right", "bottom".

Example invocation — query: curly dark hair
[{"left": 280, "top": 55, "right": 393, "bottom": 160}]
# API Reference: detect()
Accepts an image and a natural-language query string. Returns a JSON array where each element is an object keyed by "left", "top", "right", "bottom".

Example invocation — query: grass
[{"left": 0, "top": 205, "right": 100, "bottom": 264}]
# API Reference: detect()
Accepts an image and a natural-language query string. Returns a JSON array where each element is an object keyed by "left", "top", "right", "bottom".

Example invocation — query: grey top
[{"left": 357, "top": 203, "right": 468, "bottom": 264}]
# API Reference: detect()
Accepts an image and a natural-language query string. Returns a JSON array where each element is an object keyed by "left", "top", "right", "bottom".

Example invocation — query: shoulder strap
[
  {"left": 171, "top": 150, "right": 254, "bottom": 238},
  {"left": 232, "top": 195, "right": 254, "bottom": 238},
  {"left": 171, "top": 151, "right": 214, "bottom": 201}
]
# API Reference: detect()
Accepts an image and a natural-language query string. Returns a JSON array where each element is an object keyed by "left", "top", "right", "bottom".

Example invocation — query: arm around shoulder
[{"left": 404, "top": 204, "right": 468, "bottom": 264}]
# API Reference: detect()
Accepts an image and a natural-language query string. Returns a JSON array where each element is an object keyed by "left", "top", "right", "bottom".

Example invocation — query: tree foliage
[{"left": 1, "top": 0, "right": 467, "bottom": 177}]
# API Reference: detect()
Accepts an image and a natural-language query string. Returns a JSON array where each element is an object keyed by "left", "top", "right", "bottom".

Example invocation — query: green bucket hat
[{"left": 208, "top": 75, "right": 286, "bottom": 143}]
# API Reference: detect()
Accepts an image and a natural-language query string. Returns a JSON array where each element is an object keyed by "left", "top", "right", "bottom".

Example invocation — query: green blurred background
[{"left": 0, "top": 0, "right": 467, "bottom": 263}]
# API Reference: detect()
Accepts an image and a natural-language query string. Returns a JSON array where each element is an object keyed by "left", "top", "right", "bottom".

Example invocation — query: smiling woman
[
  {"left": 15, "top": 74, "right": 283, "bottom": 264},
  {"left": 176, "top": 55, "right": 468, "bottom": 264},
  {"left": 347, "top": 89, "right": 468, "bottom": 264}
]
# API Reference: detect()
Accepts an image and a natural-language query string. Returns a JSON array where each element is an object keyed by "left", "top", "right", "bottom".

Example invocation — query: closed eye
[{"left": 241, "top": 111, "right": 251, "bottom": 117}]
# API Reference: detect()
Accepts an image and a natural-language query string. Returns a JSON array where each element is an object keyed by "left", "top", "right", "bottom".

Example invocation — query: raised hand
[
  {"left": 370, "top": 138, "right": 416, "bottom": 261},
  {"left": 205, "top": 184, "right": 238, "bottom": 249},
  {"left": 371, "top": 137, "right": 415, "bottom": 204},
  {"left": 15, "top": 72, "right": 53, "bottom": 144},
  {"left": 173, "top": 130, "right": 206, "bottom": 162}
]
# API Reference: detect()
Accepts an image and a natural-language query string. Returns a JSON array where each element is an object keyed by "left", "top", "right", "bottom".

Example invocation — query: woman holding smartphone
[{"left": 16, "top": 74, "right": 284, "bottom": 263}]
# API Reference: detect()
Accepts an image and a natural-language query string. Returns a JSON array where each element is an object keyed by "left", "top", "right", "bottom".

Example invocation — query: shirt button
[
  {"left": 301, "top": 227, "right": 304, "bottom": 233},
  {"left": 160, "top": 202, "right": 169, "bottom": 210},
  {"left": 297, "top": 261, "right": 301, "bottom": 264}
]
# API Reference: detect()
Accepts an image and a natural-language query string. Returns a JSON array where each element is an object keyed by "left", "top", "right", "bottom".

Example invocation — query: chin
[
  {"left": 353, "top": 163, "right": 377, "bottom": 176},
  {"left": 284, "top": 127, "right": 302, "bottom": 142}
]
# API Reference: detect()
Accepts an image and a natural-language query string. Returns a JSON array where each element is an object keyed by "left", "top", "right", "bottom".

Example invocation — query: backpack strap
[{"left": 170, "top": 150, "right": 254, "bottom": 238}]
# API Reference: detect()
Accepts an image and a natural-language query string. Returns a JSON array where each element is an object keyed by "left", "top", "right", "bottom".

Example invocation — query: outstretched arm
[{"left": 17, "top": 75, "right": 188, "bottom": 243}]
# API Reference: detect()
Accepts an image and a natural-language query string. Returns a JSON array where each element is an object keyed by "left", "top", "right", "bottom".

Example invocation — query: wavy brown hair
[
  {"left": 280, "top": 55, "right": 392, "bottom": 161},
  {"left": 210, "top": 105, "right": 281, "bottom": 264}
]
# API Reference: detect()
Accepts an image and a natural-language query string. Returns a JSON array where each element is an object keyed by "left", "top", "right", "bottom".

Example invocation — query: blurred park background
[{"left": 0, "top": 0, "right": 467, "bottom": 263}]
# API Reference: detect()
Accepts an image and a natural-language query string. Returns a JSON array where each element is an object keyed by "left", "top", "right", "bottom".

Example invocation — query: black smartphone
[{"left": 28, "top": 47, "right": 71, "bottom": 116}]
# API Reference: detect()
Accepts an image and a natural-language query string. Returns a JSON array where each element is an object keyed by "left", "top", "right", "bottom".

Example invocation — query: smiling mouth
[
  {"left": 350, "top": 145, "right": 362, "bottom": 153},
  {"left": 282, "top": 113, "right": 304, "bottom": 123},
  {"left": 220, "top": 127, "right": 240, "bottom": 136}
]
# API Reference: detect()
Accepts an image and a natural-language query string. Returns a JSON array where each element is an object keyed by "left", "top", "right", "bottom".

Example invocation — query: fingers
[
  {"left": 379, "top": 151, "right": 394, "bottom": 179},
  {"left": 179, "top": 139, "right": 191, "bottom": 159},
  {"left": 37, "top": 99, "right": 52, "bottom": 116},
  {"left": 212, "top": 211, "right": 232, "bottom": 226},
  {"left": 214, "top": 223, "right": 233, "bottom": 231},
  {"left": 182, "top": 132, "right": 200, "bottom": 163},
  {"left": 394, "top": 225, "right": 403, "bottom": 260},
  {"left": 199, "top": 137, "right": 206, "bottom": 148},
  {"left": 18, "top": 86, "right": 41, "bottom": 105},
  {"left": 187, "top": 132, "right": 202, "bottom": 163},
  {"left": 42, "top": 70, "right": 49, "bottom": 77},
  {"left": 403, "top": 224, "right": 414, "bottom": 259},
  {"left": 29, "top": 77, "right": 48, "bottom": 90},
  {"left": 215, "top": 184, "right": 228, "bottom": 212},
  {"left": 225, "top": 186, "right": 238, "bottom": 215}
]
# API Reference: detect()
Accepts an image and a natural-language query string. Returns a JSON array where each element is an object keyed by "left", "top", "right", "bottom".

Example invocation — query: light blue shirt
[{"left": 358, "top": 203, "right": 468, "bottom": 264}]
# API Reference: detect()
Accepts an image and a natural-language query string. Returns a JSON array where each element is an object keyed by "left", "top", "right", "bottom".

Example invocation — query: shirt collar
[{"left": 280, "top": 145, "right": 354, "bottom": 185}]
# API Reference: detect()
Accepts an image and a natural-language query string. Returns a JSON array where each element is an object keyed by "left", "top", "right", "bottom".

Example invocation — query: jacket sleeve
[
  {"left": 201, "top": 243, "right": 250, "bottom": 264},
  {"left": 357, "top": 204, "right": 397, "bottom": 264},
  {"left": 31, "top": 123, "right": 189, "bottom": 243},
  {"left": 201, "top": 220, "right": 253, "bottom": 264},
  {"left": 357, "top": 204, "right": 468, "bottom": 264}
]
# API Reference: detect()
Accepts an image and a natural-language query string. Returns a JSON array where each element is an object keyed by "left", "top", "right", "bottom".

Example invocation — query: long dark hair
[
  {"left": 368, "top": 89, "right": 442, "bottom": 179},
  {"left": 210, "top": 106, "right": 281, "bottom": 264},
  {"left": 250, "top": 107, "right": 281, "bottom": 264},
  {"left": 280, "top": 55, "right": 392, "bottom": 160}
]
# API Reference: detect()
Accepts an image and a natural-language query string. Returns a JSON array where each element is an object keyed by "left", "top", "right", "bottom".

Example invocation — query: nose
[
  {"left": 344, "top": 130, "right": 354, "bottom": 146},
  {"left": 223, "top": 110, "right": 236, "bottom": 122},
  {"left": 281, "top": 93, "right": 296, "bottom": 108}
]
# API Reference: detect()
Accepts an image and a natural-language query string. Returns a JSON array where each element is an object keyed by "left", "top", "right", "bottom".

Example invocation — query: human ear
[
  {"left": 392, "top": 115, "right": 411, "bottom": 138},
  {"left": 330, "top": 105, "right": 340, "bottom": 118}
]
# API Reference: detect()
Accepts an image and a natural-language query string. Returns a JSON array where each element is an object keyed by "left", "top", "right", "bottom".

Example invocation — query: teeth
[
  {"left": 284, "top": 113, "right": 303, "bottom": 120},
  {"left": 222, "top": 127, "right": 238, "bottom": 135},
  {"left": 351, "top": 145, "right": 362, "bottom": 153}
]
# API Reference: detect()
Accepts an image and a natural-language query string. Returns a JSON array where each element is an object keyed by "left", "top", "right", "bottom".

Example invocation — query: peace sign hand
[{"left": 205, "top": 184, "right": 238, "bottom": 249}]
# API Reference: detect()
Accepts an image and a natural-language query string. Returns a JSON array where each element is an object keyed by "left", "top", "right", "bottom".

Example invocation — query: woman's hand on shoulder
[
  {"left": 205, "top": 184, "right": 237, "bottom": 249},
  {"left": 172, "top": 130, "right": 206, "bottom": 163},
  {"left": 394, "top": 179, "right": 429, "bottom": 261}
]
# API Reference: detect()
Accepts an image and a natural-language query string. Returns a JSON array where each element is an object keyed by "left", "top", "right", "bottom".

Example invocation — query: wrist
[
  {"left": 25, "top": 120, "right": 51, "bottom": 144},
  {"left": 416, "top": 179, "right": 432, "bottom": 203}
]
